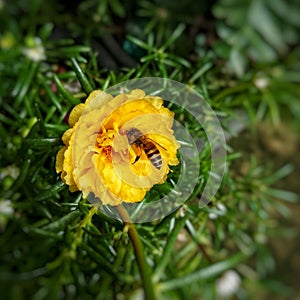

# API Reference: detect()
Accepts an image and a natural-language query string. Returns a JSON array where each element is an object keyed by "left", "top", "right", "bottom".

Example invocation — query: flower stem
[{"left": 116, "top": 205, "right": 156, "bottom": 300}]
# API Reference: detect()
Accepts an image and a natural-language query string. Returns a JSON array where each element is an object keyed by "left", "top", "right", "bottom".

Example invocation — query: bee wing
[{"left": 144, "top": 137, "right": 167, "bottom": 151}]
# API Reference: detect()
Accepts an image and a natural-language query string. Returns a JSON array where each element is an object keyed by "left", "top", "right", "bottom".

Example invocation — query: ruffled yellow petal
[
  {"left": 62, "top": 138, "right": 77, "bottom": 189},
  {"left": 55, "top": 146, "right": 66, "bottom": 173},
  {"left": 62, "top": 128, "right": 74, "bottom": 146},
  {"left": 68, "top": 103, "right": 86, "bottom": 127},
  {"left": 99, "top": 161, "right": 147, "bottom": 204}
]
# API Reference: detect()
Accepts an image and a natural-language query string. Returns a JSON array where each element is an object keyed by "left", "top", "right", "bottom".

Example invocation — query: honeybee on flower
[{"left": 56, "top": 89, "right": 179, "bottom": 206}]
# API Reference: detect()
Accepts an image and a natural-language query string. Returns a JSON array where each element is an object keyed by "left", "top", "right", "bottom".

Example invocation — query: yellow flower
[{"left": 56, "top": 89, "right": 179, "bottom": 206}]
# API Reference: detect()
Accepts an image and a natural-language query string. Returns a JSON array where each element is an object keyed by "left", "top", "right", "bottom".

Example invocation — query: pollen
[{"left": 103, "top": 146, "right": 112, "bottom": 163}]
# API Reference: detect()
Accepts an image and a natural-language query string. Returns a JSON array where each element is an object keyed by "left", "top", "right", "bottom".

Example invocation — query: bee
[{"left": 125, "top": 128, "right": 166, "bottom": 170}]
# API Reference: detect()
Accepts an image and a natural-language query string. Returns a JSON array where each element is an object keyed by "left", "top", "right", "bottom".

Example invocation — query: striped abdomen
[{"left": 144, "top": 142, "right": 162, "bottom": 170}]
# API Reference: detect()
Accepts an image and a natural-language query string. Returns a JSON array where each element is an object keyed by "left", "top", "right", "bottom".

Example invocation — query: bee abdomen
[
  {"left": 151, "top": 156, "right": 162, "bottom": 169},
  {"left": 146, "top": 148, "right": 162, "bottom": 169}
]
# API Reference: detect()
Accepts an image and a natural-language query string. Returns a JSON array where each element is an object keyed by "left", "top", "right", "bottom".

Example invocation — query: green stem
[
  {"left": 116, "top": 205, "right": 156, "bottom": 300},
  {"left": 70, "top": 57, "right": 94, "bottom": 95}
]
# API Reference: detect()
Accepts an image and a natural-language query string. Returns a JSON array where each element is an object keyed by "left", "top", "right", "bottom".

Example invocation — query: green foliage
[
  {"left": 213, "top": 0, "right": 300, "bottom": 76},
  {"left": 0, "top": 0, "right": 299, "bottom": 299}
]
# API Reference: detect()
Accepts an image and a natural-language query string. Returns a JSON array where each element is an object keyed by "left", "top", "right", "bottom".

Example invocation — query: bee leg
[
  {"left": 132, "top": 155, "right": 140, "bottom": 165},
  {"left": 130, "top": 143, "right": 142, "bottom": 165}
]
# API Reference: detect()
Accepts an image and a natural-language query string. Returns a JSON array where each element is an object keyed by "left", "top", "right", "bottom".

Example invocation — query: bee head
[{"left": 125, "top": 128, "right": 142, "bottom": 144}]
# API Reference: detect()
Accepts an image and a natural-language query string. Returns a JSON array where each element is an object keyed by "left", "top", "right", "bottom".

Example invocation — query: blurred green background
[{"left": 0, "top": 0, "right": 299, "bottom": 299}]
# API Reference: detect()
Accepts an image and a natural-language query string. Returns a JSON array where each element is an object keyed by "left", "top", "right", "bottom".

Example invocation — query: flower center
[
  {"left": 95, "top": 128, "right": 117, "bottom": 164},
  {"left": 102, "top": 146, "right": 112, "bottom": 163}
]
